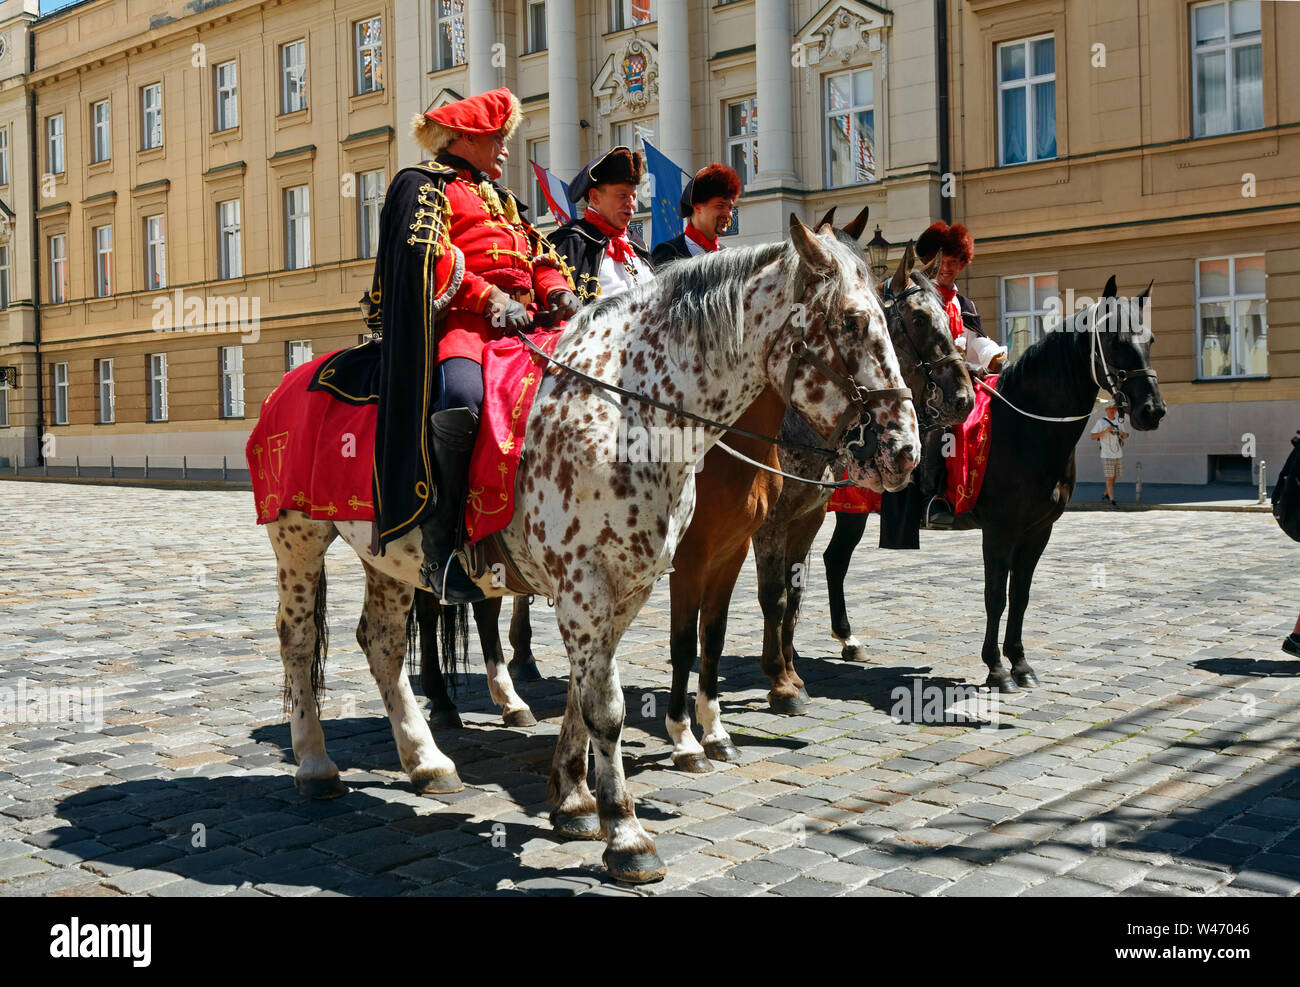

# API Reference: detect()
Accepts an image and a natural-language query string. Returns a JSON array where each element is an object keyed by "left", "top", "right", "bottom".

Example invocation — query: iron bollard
[
  {"left": 110, "top": 455, "right": 115, "bottom": 478},
  {"left": 1135, "top": 462, "right": 1142, "bottom": 504},
  {"left": 1259, "top": 459, "right": 1268, "bottom": 505},
  {"left": 223, "top": 455, "right": 228, "bottom": 481},
  {"left": 144, "top": 455, "right": 149, "bottom": 479},
  {"left": 75, "top": 456, "right": 80, "bottom": 477},
  {"left": 182, "top": 455, "right": 187, "bottom": 480}
]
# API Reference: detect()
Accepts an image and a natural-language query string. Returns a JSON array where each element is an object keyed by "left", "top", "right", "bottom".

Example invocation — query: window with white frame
[
  {"left": 47, "top": 114, "right": 65, "bottom": 174},
  {"left": 527, "top": 137, "right": 551, "bottom": 219},
  {"left": 1197, "top": 254, "right": 1267, "bottom": 378},
  {"left": 218, "top": 199, "right": 241, "bottom": 279},
  {"left": 220, "top": 345, "right": 245, "bottom": 417},
  {"left": 997, "top": 35, "right": 1056, "bottom": 165},
  {"left": 355, "top": 17, "right": 383, "bottom": 94},
  {"left": 92, "top": 100, "right": 111, "bottom": 162},
  {"left": 611, "top": 0, "right": 655, "bottom": 31},
  {"left": 141, "top": 84, "right": 162, "bottom": 149},
  {"left": 149, "top": 353, "right": 168, "bottom": 422},
  {"left": 0, "top": 244, "right": 10, "bottom": 309},
  {"left": 285, "top": 185, "right": 311, "bottom": 269},
  {"left": 611, "top": 119, "right": 656, "bottom": 211},
  {"left": 526, "top": 0, "right": 547, "bottom": 52},
  {"left": 723, "top": 98, "right": 759, "bottom": 189},
  {"left": 359, "top": 170, "right": 385, "bottom": 259},
  {"left": 287, "top": 339, "right": 314, "bottom": 371},
  {"left": 434, "top": 1, "right": 467, "bottom": 71},
  {"left": 0, "top": 127, "right": 8, "bottom": 185},
  {"left": 215, "top": 60, "right": 238, "bottom": 131},
  {"left": 53, "top": 362, "right": 69, "bottom": 425},
  {"left": 145, "top": 215, "right": 167, "bottom": 289},
  {"left": 1192, "top": 0, "right": 1263, "bottom": 138},
  {"left": 97, "top": 358, "right": 115, "bottom": 424},
  {"left": 1000, "top": 273, "right": 1060, "bottom": 363},
  {"left": 94, "top": 225, "right": 113, "bottom": 297},
  {"left": 0, "top": 377, "right": 8, "bottom": 428},
  {"left": 825, "top": 71, "right": 875, "bottom": 187},
  {"left": 281, "top": 40, "right": 308, "bottom": 114},
  {"left": 50, "top": 234, "right": 68, "bottom": 303}
]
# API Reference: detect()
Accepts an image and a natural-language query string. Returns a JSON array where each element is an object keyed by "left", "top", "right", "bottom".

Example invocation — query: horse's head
[
  {"left": 1088, "top": 275, "right": 1167, "bottom": 431},
  {"left": 773, "top": 214, "right": 919, "bottom": 492}
]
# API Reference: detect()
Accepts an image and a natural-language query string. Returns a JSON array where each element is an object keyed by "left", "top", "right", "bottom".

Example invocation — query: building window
[
  {"left": 0, "top": 244, "right": 10, "bottom": 309},
  {"left": 1197, "top": 254, "right": 1267, "bottom": 378},
  {"left": 49, "top": 234, "right": 68, "bottom": 303},
  {"left": 527, "top": 137, "right": 550, "bottom": 219},
  {"left": 141, "top": 83, "right": 162, "bottom": 150},
  {"left": 611, "top": 119, "right": 656, "bottom": 211},
  {"left": 92, "top": 100, "right": 111, "bottom": 162},
  {"left": 215, "top": 60, "right": 239, "bottom": 131},
  {"left": 97, "top": 358, "right": 115, "bottom": 424},
  {"left": 287, "top": 339, "right": 314, "bottom": 371},
  {"left": 434, "top": 1, "right": 467, "bottom": 71},
  {"left": 1000, "top": 273, "right": 1060, "bottom": 363},
  {"left": 611, "top": 0, "right": 655, "bottom": 31},
  {"left": 220, "top": 346, "right": 245, "bottom": 418},
  {"left": 47, "top": 114, "right": 66, "bottom": 174},
  {"left": 53, "top": 363, "right": 69, "bottom": 425},
  {"left": 1192, "top": 0, "right": 1263, "bottom": 138},
  {"left": 0, "top": 127, "right": 8, "bottom": 185},
  {"left": 94, "top": 225, "right": 113, "bottom": 297},
  {"left": 285, "top": 185, "right": 311, "bottom": 270},
  {"left": 281, "top": 40, "right": 308, "bottom": 114},
  {"left": 526, "top": 0, "right": 547, "bottom": 52},
  {"left": 218, "top": 199, "right": 241, "bottom": 279},
  {"left": 149, "top": 353, "right": 168, "bottom": 422},
  {"left": 359, "top": 170, "right": 385, "bottom": 259},
  {"left": 355, "top": 17, "right": 383, "bottom": 94},
  {"left": 145, "top": 215, "right": 167, "bottom": 289},
  {"left": 825, "top": 71, "right": 875, "bottom": 187},
  {"left": 997, "top": 35, "right": 1056, "bottom": 165},
  {"left": 724, "top": 98, "right": 759, "bottom": 189}
]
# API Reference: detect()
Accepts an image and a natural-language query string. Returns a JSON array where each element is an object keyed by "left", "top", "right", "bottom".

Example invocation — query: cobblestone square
[{"left": 1, "top": 482, "right": 1298, "bottom": 897}]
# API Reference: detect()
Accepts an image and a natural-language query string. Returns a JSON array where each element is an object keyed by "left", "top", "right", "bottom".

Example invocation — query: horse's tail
[
  {"left": 309, "top": 569, "right": 329, "bottom": 713},
  {"left": 440, "top": 602, "right": 470, "bottom": 698},
  {"left": 412, "top": 591, "right": 440, "bottom": 697}
]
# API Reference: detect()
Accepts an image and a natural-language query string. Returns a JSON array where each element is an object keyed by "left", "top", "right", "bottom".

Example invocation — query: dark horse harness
[{"left": 879, "top": 277, "right": 965, "bottom": 431}]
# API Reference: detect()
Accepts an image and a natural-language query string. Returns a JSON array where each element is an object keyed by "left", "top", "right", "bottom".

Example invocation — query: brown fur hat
[{"left": 917, "top": 221, "right": 975, "bottom": 267}]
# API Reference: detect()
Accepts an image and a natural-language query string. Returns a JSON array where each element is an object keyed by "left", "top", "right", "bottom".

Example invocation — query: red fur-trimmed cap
[
  {"left": 917, "top": 221, "right": 975, "bottom": 267},
  {"left": 678, "top": 162, "right": 743, "bottom": 217},
  {"left": 412, "top": 87, "right": 523, "bottom": 155}
]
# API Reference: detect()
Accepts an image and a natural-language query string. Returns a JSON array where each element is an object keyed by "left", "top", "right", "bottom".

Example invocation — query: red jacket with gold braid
[{"left": 426, "top": 154, "right": 574, "bottom": 363}]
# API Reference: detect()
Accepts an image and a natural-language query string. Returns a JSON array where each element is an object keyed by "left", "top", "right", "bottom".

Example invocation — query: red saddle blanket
[
  {"left": 827, "top": 374, "right": 997, "bottom": 516},
  {"left": 247, "top": 334, "right": 562, "bottom": 541}
]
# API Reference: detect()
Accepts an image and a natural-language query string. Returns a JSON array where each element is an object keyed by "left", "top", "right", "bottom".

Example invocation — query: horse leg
[
  {"left": 752, "top": 530, "right": 806, "bottom": 715},
  {"left": 547, "top": 671, "right": 601, "bottom": 841},
  {"left": 507, "top": 596, "right": 542, "bottom": 681},
  {"left": 666, "top": 570, "right": 710, "bottom": 773},
  {"left": 696, "top": 544, "right": 747, "bottom": 763},
  {"left": 981, "top": 532, "right": 1018, "bottom": 693},
  {"left": 474, "top": 597, "right": 537, "bottom": 727},
  {"left": 782, "top": 511, "right": 825, "bottom": 704},
  {"left": 268, "top": 516, "right": 345, "bottom": 799},
  {"left": 1003, "top": 525, "right": 1052, "bottom": 689},
  {"left": 416, "top": 591, "right": 463, "bottom": 731},
  {"left": 360, "top": 563, "right": 462, "bottom": 793},
  {"left": 823, "top": 511, "right": 869, "bottom": 661}
]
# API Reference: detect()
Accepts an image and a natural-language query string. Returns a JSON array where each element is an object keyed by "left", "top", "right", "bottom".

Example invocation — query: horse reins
[{"left": 879, "top": 277, "right": 964, "bottom": 430}]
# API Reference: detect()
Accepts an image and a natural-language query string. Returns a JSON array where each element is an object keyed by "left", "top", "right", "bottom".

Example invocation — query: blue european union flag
[{"left": 642, "top": 140, "right": 689, "bottom": 250}]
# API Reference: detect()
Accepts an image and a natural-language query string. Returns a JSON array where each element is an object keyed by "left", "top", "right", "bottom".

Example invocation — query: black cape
[
  {"left": 650, "top": 232, "right": 692, "bottom": 269},
  {"left": 548, "top": 217, "right": 653, "bottom": 303}
]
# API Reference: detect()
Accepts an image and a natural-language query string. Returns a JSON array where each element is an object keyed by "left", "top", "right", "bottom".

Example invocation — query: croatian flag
[{"left": 530, "top": 161, "right": 575, "bottom": 225}]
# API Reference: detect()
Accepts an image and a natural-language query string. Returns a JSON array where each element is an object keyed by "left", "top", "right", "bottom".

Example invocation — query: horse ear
[
  {"left": 921, "top": 252, "right": 941, "bottom": 279},
  {"left": 1103, "top": 275, "right": 1118, "bottom": 298},
  {"left": 789, "top": 213, "right": 835, "bottom": 269},
  {"left": 814, "top": 206, "right": 836, "bottom": 233},
  {"left": 1139, "top": 278, "right": 1155, "bottom": 300},
  {"left": 889, "top": 240, "right": 915, "bottom": 297},
  {"left": 842, "top": 205, "right": 870, "bottom": 241}
]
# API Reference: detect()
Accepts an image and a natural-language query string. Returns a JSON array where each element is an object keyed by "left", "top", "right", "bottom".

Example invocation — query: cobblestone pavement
[{"left": 2, "top": 482, "right": 1299, "bottom": 898}]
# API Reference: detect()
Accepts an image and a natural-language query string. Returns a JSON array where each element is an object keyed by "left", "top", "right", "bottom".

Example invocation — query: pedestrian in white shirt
[{"left": 1091, "top": 403, "right": 1129, "bottom": 506}]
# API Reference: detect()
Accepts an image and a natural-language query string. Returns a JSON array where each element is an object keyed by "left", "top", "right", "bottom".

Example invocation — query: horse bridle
[
  {"left": 1087, "top": 302, "right": 1158, "bottom": 417},
  {"left": 879, "top": 277, "right": 965, "bottom": 431}
]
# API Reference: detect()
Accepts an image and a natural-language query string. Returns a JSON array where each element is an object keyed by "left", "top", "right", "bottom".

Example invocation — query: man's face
[
  {"left": 694, "top": 196, "right": 735, "bottom": 237},
  {"left": 588, "top": 183, "right": 638, "bottom": 230},
  {"left": 453, "top": 132, "right": 508, "bottom": 180},
  {"left": 936, "top": 252, "right": 965, "bottom": 288},
  {"left": 1106, "top": 407, "right": 1118, "bottom": 420}
]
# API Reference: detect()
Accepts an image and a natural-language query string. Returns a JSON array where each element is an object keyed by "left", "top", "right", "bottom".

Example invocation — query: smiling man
[{"left": 650, "top": 162, "right": 741, "bottom": 268}]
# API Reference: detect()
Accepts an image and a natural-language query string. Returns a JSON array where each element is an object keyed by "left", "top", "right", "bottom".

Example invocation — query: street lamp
[{"left": 867, "top": 225, "right": 890, "bottom": 280}]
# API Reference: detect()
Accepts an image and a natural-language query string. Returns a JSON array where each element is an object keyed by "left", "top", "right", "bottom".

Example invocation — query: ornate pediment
[
  {"left": 794, "top": 0, "right": 892, "bottom": 66},
  {"left": 592, "top": 38, "right": 659, "bottom": 116}
]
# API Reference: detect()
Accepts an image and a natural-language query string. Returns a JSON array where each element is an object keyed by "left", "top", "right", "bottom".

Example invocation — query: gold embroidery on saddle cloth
[
  {"left": 466, "top": 463, "right": 513, "bottom": 540},
  {"left": 347, "top": 494, "right": 374, "bottom": 511},
  {"left": 499, "top": 371, "right": 539, "bottom": 454}
]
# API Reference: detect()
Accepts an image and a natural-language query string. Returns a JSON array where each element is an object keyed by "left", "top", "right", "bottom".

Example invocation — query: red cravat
[
  {"left": 937, "top": 284, "right": 965, "bottom": 339},
  {"left": 584, "top": 208, "right": 633, "bottom": 263},
  {"left": 684, "top": 223, "right": 719, "bottom": 253}
]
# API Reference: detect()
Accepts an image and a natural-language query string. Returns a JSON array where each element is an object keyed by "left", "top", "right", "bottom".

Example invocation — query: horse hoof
[
  {"left": 672, "top": 752, "right": 713, "bottom": 774},
  {"left": 428, "top": 708, "right": 464, "bottom": 731},
  {"left": 984, "top": 674, "right": 1020, "bottom": 694},
  {"left": 841, "top": 644, "right": 869, "bottom": 662},
  {"left": 1012, "top": 669, "right": 1039, "bottom": 688},
  {"left": 798, "top": 686, "right": 811, "bottom": 702},
  {"left": 768, "top": 691, "right": 807, "bottom": 716},
  {"left": 604, "top": 849, "right": 666, "bottom": 885},
  {"left": 411, "top": 768, "right": 464, "bottom": 795},
  {"left": 703, "top": 739, "right": 742, "bottom": 762},
  {"left": 295, "top": 775, "right": 347, "bottom": 800},
  {"left": 509, "top": 660, "right": 542, "bottom": 682},
  {"left": 503, "top": 708, "right": 537, "bottom": 728},
  {"left": 551, "top": 813, "right": 602, "bottom": 841}
]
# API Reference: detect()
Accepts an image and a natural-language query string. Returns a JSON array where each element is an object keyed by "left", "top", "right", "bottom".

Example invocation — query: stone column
[
  {"left": 546, "top": 0, "right": 581, "bottom": 181},
  {"left": 657, "top": 0, "right": 691, "bottom": 166},
  {"left": 467, "top": 0, "right": 497, "bottom": 95},
  {"left": 753, "top": 0, "right": 797, "bottom": 186}
]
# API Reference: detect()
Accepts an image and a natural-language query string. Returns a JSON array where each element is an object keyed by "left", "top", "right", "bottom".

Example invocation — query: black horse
[{"left": 816, "top": 276, "right": 1167, "bottom": 692}]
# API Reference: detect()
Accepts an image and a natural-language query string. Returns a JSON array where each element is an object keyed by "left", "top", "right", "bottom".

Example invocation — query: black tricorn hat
[
  {"left": 569, "top": 146, "right": 644, "bottom": 201},
  {"left": 678, "top": 162, "right": 742, "bottom": 218}
]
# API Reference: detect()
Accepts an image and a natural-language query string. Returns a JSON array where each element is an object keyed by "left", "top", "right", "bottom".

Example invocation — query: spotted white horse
[{"left": 262, "top": 215, "right": 920, "bottom": 883}]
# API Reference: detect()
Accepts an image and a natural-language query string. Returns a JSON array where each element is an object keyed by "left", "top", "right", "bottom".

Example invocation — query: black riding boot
[
  {"left": 419, "top": 407, "right": 479, "bottom": 598},
  {"left": 920, "top": 428, "right": 955, "bottom": 529}
]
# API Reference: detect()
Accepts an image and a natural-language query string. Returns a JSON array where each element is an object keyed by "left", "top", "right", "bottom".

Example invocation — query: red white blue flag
[{"left": 529, "top": 161, "right": 575, "bottom": 225}]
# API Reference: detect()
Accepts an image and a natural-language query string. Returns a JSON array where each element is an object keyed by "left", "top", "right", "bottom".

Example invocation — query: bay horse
[
  {"left": 260, "top": 216, "right": 919, "bottom": 883},
  {"left": 756, "top": 275, "right": 1166, "bottom": 707}
]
